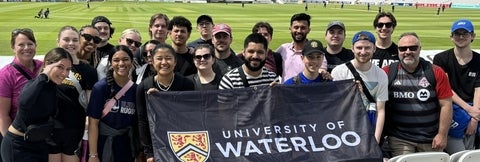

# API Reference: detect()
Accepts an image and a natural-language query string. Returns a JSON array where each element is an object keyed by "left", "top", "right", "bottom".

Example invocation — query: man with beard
[
  {"left": 331, "top": 31, "right": 387, "bottom": 144},
  {"left": 219, "top": 33, "right": 278, "bottom": 89},
  {"left": 371, "top": 12, "right": 398, "bottom": 68},
  {"left": 324, "top": 20, "right": 354, "bottom": 73},
  {"left": 91, "top": 16, "right": 116, "bottom": 68},
  {"left": 135, "top": 13, "right": 169, "bottom": 66},
  {"left": 276, "top": 13, "right": 327, "bottom": 83},
  {"left": 187, "top": 15, "right": 214, "bottom": 48},
  {"left": 212, "top": 23, "right": 243, "bottom": 75},
  {"left": 433, "top": 19, "right": 479, "bottom": 154},
  {"left": 383, "top": 32, "right": 452, "bottom": 158},
  {"left": 167, "top": 16, "right": 197, "bottom": 77}
]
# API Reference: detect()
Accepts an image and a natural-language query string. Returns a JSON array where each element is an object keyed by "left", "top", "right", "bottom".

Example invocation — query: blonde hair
[{"left": 120, "top": 28, "right": 142, "bottom": 40}]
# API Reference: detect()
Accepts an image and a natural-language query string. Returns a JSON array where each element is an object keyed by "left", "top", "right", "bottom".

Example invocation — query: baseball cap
[
  {"left": 197, "top": 15, "right": 213, "bottom": 24},
  {"left": 326, "top": 21, "right": 345, "bottom": 31},
  {"left": 91, "top": 16, "right": 112, "bottom": 26},
  {"left": 451, "top": 19, "right": 474, "bottom": 33},
  {"left": 213, "top": 23, "right": 232, "bottom": 36},
  {"left": 302, "top": 40, "right": 325, "bottom": 56},
  {"left": 352, "top": 31, "right": 376, "bottom": 45}
]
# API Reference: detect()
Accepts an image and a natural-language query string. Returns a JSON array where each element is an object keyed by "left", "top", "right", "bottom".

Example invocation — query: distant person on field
[
  {"left": 442, "top": 4, "right": 445, "bottom": 12},
  {"left": 35, "top": 8, "right": 43, "bottom": 18},
  {"left": 324, "top": 20, "right": 354, "bottom": 73},
  {"left": 391, "top": 5, "right": 395, "bottom": 12},
  {"left": 187, "top": 14, "right": 214, "bottom": 49},
  {"left": 284, "top": 40, "right": 331, "bottom": 85},
  {"left": 433, "top": 19, "right": 479, "bottom": 154},
  {"left": 276, "top": 13, "right": 328, "bottom": 83},
  {"left": 437, "top": 7, "right": 441, "bottom": 15},
  {"left": 383, "top": 32, "right": 452, "bottom": 157},
  {"left": 44, "top": 8, "right": 50, "bottom": 19},
  {"left": 367, "top": 3, "right": 370, "bottom": 11},
  {"left": 87, "top": 0, "right": 90, "bottom": 9},
  {"left": 372, "top": 12, "right": 398, "bottom": 68}
]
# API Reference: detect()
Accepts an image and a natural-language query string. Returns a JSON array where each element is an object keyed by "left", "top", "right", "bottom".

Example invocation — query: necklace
[{"left": 156, "top": 74, "right": 174, "bottom": 91}]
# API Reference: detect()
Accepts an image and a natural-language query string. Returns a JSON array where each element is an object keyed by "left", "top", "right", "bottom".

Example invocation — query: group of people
[
  {"left": 0, "top": 10, "right": 478, "bottom": 162},
  {"left": 34, "top": 8, "right": 50, "bottom": 19}
]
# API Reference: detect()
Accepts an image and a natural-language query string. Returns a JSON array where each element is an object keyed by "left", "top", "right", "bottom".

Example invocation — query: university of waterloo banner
[{"left": 146, "top": 80, "right": 382, "bottom": 162}]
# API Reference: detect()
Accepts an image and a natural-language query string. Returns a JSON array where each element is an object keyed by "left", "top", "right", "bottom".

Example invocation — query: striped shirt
[{"left": 219, "top": 66, "right": 278, "bottom": 89}]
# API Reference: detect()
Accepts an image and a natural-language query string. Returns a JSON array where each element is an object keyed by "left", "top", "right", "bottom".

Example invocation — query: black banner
[{"left": 147, "top": 80, "right": 382, "bottom": 162}]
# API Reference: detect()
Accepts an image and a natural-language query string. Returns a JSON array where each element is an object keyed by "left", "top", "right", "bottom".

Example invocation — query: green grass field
[{"left": 0, "top": 2, "right": 479, "bottom": 55}]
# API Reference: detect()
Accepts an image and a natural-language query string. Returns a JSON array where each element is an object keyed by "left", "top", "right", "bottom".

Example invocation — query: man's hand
[{"left": 431, "top": 133, "right": 447, "bottom": 150}]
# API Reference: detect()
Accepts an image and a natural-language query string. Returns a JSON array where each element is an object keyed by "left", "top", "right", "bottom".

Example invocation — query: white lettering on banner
[
  {"left": 215, "top": 132, "right": 361, "bottom": 158},
  {"left": 222, "top": 123, "right": 320, "bottom": 139},
  {"left": 393, "top": 91, "right": 415, "bottom": 98}
]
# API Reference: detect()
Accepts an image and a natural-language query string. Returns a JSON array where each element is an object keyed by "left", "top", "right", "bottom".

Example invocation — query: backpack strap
[
  {"left": 346, "top": 62, "right": 375, "bottom": 102},
  {"left": 420, "top": 59, "right": 436, "bottom": 88},
  {"left": 237, "top": 66, "right": 250, "bottom": 88},
  {"left": 272, "top": 51, "right": 283, "bottom": 77},
  {"left": 11, "top": 62, "right": 32, "bottom": 80},
  {"left": 293, "top": 73, "right": 301, "bottom": 85},
  {"left": 387, "top": 62, "right": 400, "bottom": 87}
]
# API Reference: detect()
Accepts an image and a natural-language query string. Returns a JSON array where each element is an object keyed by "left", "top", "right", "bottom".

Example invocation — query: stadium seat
[
  {"left": 388, "top": 152, "right": 449, "bottom": 162},
  {"left": 449, "top": 150, "right": 469, "bottom": 162},
  {"left": 456, "top": 149, "right": 480, "bottom": 162}
]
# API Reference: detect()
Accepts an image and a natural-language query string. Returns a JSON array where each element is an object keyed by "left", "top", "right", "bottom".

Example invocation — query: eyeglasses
[
  {"left": 376, "top": 22, "right": 394, "bottom": 28},
  {"left": 452, "top": 32, "right": 472, "bottom": 38},
  {"left": 398, "top": 45, "right": 419, "bottom": 52},
  {"left": 194, "top": 54, "right": 212, "bottom": 60},
  {"left": 126, "top": 38, "right": 141, "bottom": 48},
  {"left": 81, "top": 34, "right": 101, "bottom": 44},
  {"left": 12, "top": 28, "right": 33, "bottom": 36}
]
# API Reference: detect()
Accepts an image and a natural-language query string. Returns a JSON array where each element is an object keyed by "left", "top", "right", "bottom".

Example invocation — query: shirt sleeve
[
  {"left": 433, "top": 66, "right": 453, "bottom": 99},
  {"left": 135, "top": 81, "right": 154, "bottom": 158}
]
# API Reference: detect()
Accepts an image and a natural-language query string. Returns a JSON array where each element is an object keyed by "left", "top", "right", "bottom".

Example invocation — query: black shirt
[
  {"left": 372, "top": 42, "right": 399, "bottom": 68},
  {"left": 136, "top": 74, "right": 194, "bottom": 158},
  {"left": 325, "top": 47, "right": 354, "bottom": 73}
]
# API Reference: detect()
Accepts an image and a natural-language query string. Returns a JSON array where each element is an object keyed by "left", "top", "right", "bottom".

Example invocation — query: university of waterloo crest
[{"left": 168, "top": 131, "right": 210, "bottom": 162}]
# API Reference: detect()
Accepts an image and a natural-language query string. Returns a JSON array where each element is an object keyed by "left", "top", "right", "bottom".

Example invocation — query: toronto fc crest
[{"left": 168, "top": 131, "right": 210, "bottom": 162}]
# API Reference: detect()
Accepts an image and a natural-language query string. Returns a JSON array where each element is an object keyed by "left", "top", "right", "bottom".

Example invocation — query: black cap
[
  {"left": 197, "top": 15, "right": 213, "bottom": 24},
  {"left": 302, "top": 40, "right": 325, "bottom": 55},
  {"left": 91, "top": 16, "right": 112, "bottom": 26}
]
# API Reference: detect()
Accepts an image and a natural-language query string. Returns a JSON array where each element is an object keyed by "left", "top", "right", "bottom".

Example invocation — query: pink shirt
[
  {"left": 276, "top": 42, "right": 327, "bottom": 83},
  {"left": 0, "top": 58, "right": 43, "bottom": 119}
]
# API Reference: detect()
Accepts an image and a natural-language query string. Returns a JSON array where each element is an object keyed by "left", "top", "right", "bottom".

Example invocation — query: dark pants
[{"left": 1, "top": 131, "right": 48, "bottom": 162}]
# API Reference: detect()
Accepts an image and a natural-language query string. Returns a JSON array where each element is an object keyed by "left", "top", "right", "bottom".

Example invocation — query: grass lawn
[{"left": 0, "top": 2, "right": 479, "bottom": 55}]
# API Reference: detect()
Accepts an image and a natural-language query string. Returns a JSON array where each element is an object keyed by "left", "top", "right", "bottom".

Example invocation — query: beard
[
  {"left": 291, "top": 32, "right": 307, "bottom": 43},
  {"left": 244, "top": 58, "right": 266, "bottom": 72}
]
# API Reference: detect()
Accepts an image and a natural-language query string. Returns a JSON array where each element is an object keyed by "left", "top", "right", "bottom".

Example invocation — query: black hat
[
  {"left": 91, "top": 16, "right": 112, "bottom": 26},
  {"left": 197, "top": 15, "right": 213, "bottom": 24},
  {"left": 302, "top": 40, "right": 325, "bottom": 55}
]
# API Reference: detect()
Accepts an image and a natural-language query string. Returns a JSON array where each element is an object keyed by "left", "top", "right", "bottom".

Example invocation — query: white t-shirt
[{"left": 331, "top": 60, "right": 389, "bottom": 109}]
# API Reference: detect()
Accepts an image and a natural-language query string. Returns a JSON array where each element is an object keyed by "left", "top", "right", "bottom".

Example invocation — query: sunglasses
[
  {"left": 126, "top": 38, "right": 142, "bottom": 48},
  {"left": 398, "top": 45, "right": 419, "bottom": 52},
  {"left": 12, "top": 28, "right": 33, "bottom": 36},
  {"left": 194, "top": 54, "right": 212, "bottom": 60},
  {"left": 376, "top": 22, "right": 394, "bottom": 28},
  {"left": 81, "top": 34, "right": 101, "bottom": 44}
]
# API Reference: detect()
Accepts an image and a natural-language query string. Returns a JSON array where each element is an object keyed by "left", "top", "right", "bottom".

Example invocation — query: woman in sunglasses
[
  {"left": 187, "top": 44, "right": 222, "bottom": 90},
  {"left": 136, "top": 44, "right": 194, "bottom": 162},
  {"left": 51, "top": 26, "right": 98, "bottom": 162},
  {"left": 78, "top": 25, "right": 102, "bottom": 66},
  {"left": 0, "top": 28, "right": 43, "bottom": 156},
  {"left": 135, "top": 39, "right": 161, "bottom": 84}
]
